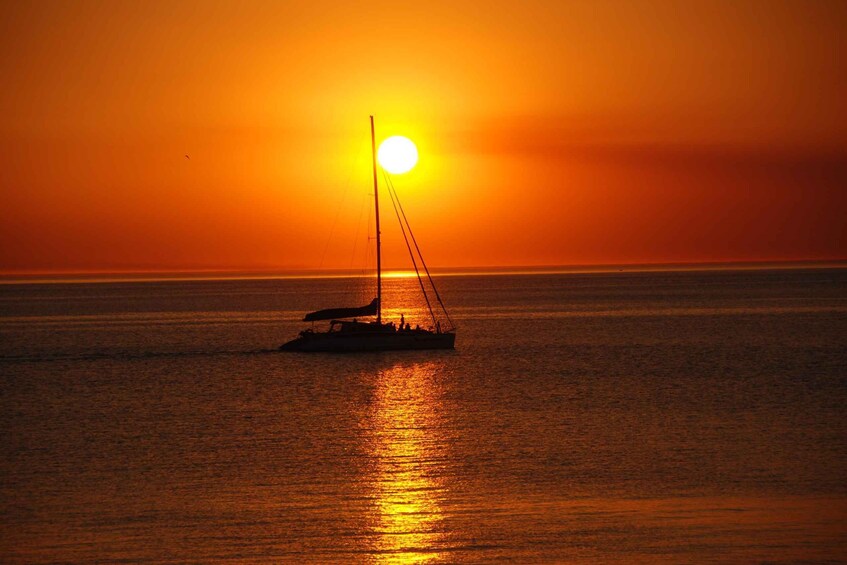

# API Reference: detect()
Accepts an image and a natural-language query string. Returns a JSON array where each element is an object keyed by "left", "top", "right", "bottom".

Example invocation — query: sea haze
[{"left": 1, "top": 268, "right": 845, "bottom": 562}]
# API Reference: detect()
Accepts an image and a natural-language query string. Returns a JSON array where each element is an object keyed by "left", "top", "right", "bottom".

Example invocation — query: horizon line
[{"left": 1, "top": 259, "right": 845, "bottom": 285}]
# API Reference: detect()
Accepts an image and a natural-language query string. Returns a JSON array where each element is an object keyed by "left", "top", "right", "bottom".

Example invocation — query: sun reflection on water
[{"left": 365, "top": 361, "right": 450, "bottom": 563}]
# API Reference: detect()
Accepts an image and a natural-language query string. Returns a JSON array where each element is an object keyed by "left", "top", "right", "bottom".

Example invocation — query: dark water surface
[{"left": 1, "top": 269, "right": 846, "bottom": 563}]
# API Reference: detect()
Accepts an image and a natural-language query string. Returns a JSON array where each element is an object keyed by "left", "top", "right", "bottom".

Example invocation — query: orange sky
[{"left": 1, "top": 0, "right": 845, "bottom": 274}]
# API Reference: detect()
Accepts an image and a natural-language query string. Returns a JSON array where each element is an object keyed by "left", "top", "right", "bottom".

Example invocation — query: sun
[{"left": 377, "top": 136, "right": 418, "bottom": 174}]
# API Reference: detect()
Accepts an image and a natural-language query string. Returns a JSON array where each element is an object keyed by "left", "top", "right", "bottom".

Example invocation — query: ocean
[{"left": 1, "top": 268, "right": 845, "bottom": 563}]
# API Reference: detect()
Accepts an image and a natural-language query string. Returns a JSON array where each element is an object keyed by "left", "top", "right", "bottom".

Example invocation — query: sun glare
[{"left": 378, "top": 136, "right": 418, "bottom": 174}]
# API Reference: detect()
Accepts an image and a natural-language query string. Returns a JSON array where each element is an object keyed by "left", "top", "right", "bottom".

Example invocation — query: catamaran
[{"left": 279, "top": 116, "right": 456, "bottom": 352}]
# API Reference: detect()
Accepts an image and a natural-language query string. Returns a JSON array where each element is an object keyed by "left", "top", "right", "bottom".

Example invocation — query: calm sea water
[{"left": 1, "top": 269, "right": 846, "bottom": 563}]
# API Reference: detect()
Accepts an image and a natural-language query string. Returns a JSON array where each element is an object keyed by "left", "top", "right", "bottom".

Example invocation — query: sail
[{"left": 303, "top": 298, "right": 379, "bottom": 322}]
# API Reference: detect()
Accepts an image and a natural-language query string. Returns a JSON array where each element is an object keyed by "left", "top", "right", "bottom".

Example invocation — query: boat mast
[{"left": 370, "top": 115, "right": 382, "bottom": 324}]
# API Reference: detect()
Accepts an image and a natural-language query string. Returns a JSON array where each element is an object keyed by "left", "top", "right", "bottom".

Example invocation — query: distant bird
[{"left": 185, "top": 154, "right": 190, "bottom": 160}]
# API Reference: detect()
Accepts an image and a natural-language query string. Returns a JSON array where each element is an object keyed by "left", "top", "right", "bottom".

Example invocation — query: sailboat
[{"left": 279, "top": 116, "right": 456, "bottom": 352}]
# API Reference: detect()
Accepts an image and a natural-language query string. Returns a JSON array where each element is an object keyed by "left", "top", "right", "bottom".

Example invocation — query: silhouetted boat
[{"left": 280, "top": 117, "right": 456, "bottom": 352}]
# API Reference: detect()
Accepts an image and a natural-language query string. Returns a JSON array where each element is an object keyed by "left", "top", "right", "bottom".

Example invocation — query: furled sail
[{"left": 303, "top": 298, "right": 379, "bottom": 322}]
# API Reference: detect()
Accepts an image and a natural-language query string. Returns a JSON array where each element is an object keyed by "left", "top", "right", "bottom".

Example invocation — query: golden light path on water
[{"left": 364, "top": 361, "right": 450, "bottom": 563}]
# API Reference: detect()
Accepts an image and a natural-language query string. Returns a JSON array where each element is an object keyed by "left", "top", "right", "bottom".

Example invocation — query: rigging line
[
  {"left": 358, "top": 189, "right": 372, "bottom": 277},
  {"left": 349, "top": 193, "right": 370, "bottom": 305},
  {"left": 318, "top": 135, "right": 366, "bottom": 270},
  {"left": 383, "top": 174, "right": 433, "bottom": 307},
  {"left": 365, "top": 189, "right": 373, "bottom": 281},
  {"left": 385, "top": 173, "right": 456, "bottom": 330},
  {"left": 387, "top": 185, "right": 437, "bottom": 329},
  {"left": 348, "top": 192, "right": 367, "bottom": 270},
  {"left": 388, "top": 173, "right": 454, "bottom": 329},
  {"left": 385, "top": 176, "right": 445, "bottom": 329},
  {"left": 383, "top": 170, "right": 437, "bottom": 327}
]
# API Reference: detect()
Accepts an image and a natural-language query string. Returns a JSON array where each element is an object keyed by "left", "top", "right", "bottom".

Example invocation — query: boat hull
[{"left": 280, "top": 330, "right": 455, "bottom": 352}]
